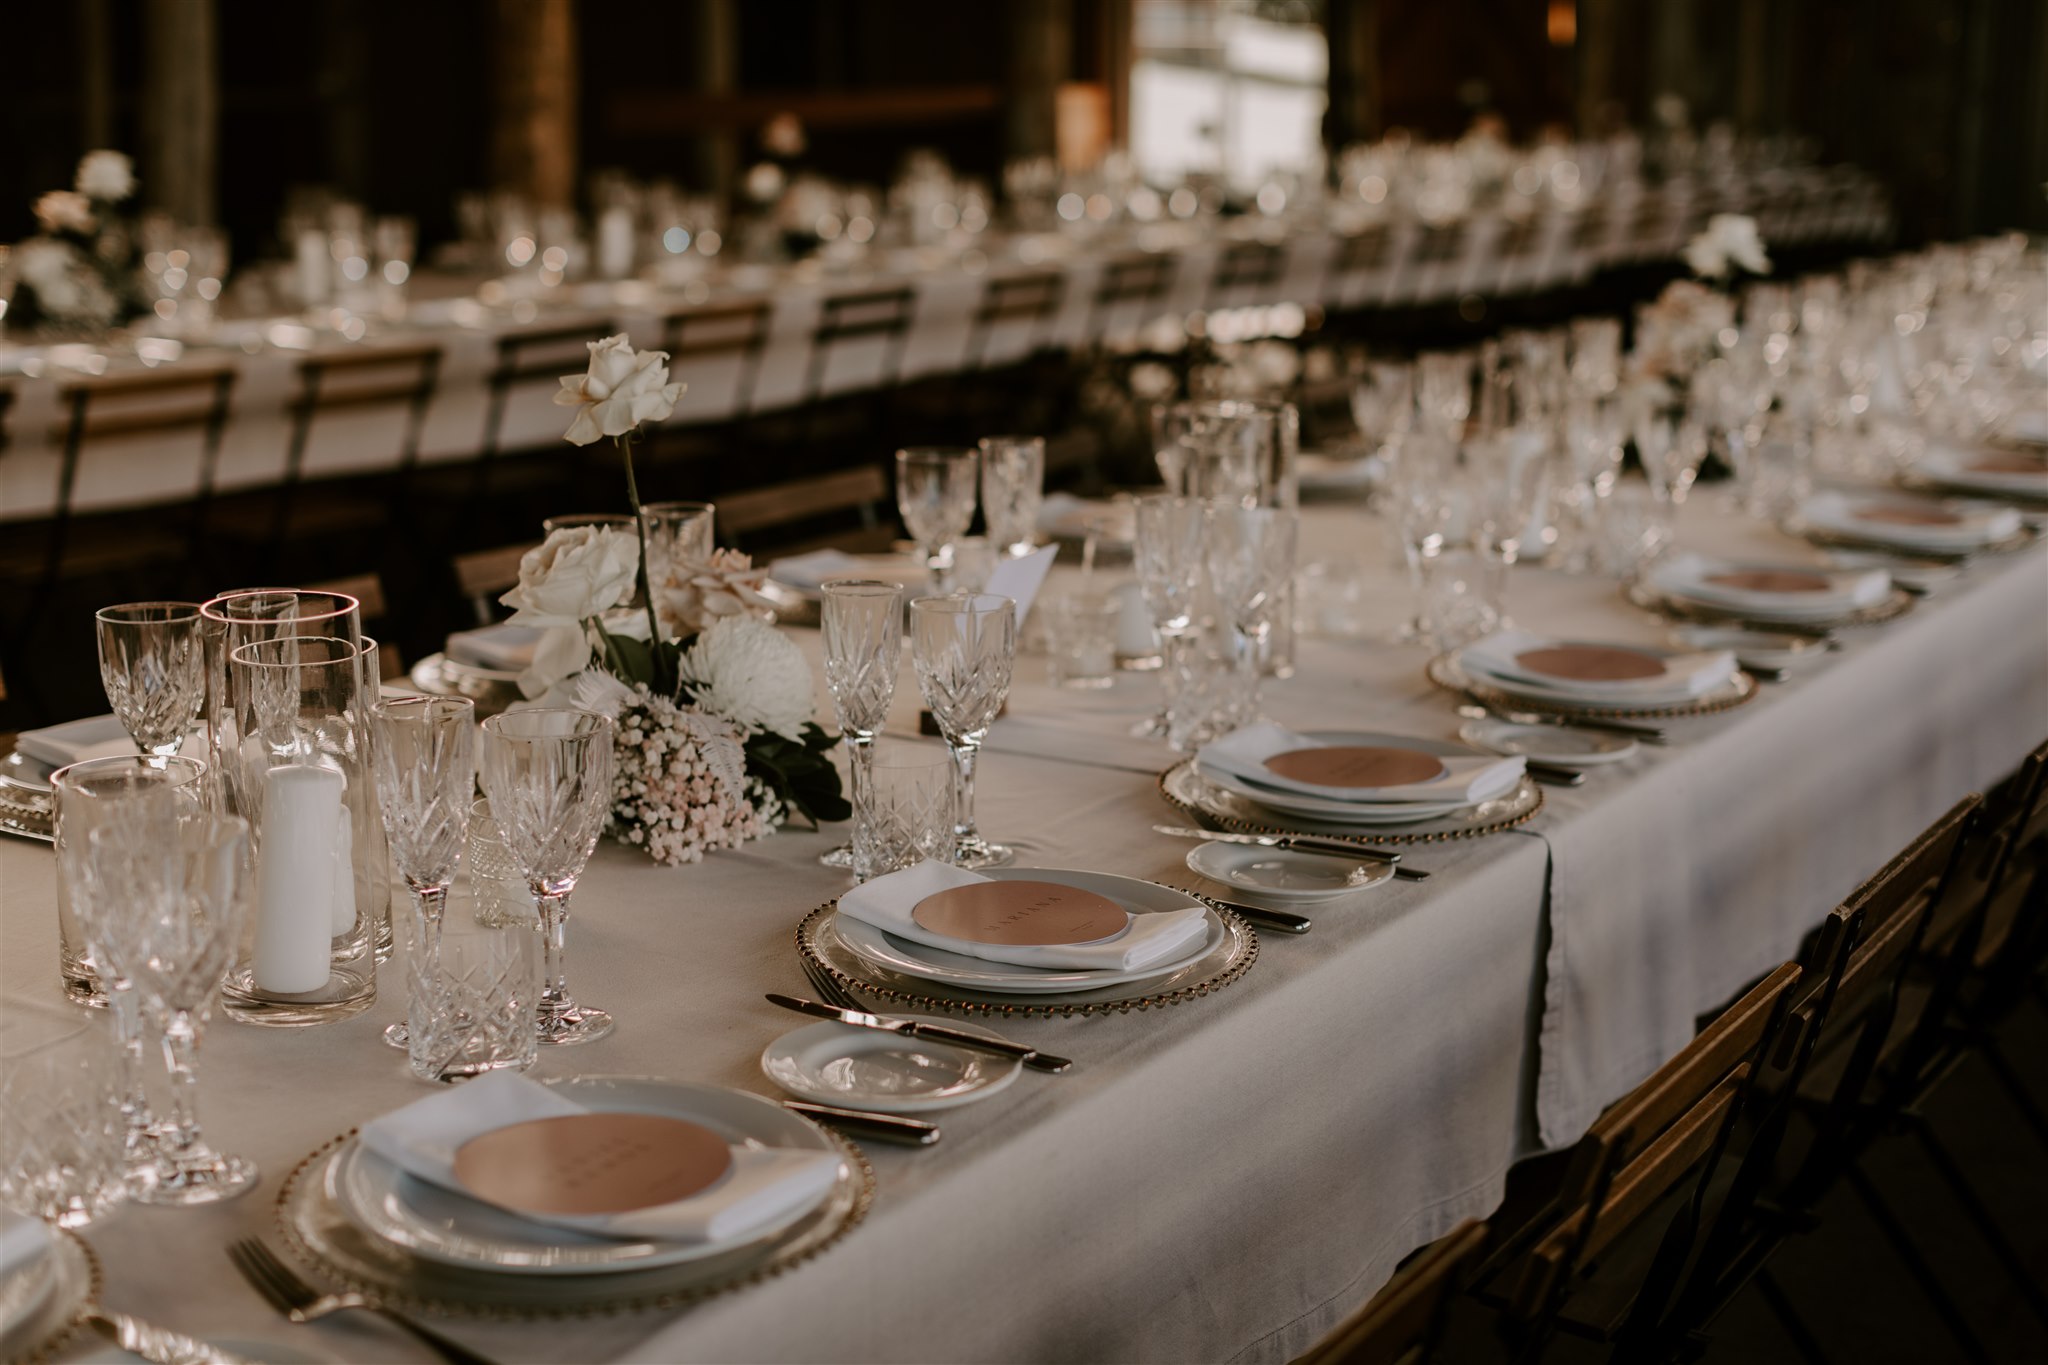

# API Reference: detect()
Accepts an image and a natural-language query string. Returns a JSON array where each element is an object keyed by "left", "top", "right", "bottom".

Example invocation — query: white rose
[
  {"left": 677, "top": 616, "right": 814, "bottom": 740},
  {"left": 1685, "top": 214, "right": 1770, "bottom": 280},
  {"left": 75, "top": 150, "right": 135, "bottom": 202},
  {"left": 499, "top": 525, "right": 640, "bottom": 627},
  {"left": 515, "top": 622, "right": 594, "bottom": 700},
  {"left": 34, "top": 191, "right": 94, "bottom": 235},
  {"left": 552, "top": 334, "right": 684, "bottom": 446}
]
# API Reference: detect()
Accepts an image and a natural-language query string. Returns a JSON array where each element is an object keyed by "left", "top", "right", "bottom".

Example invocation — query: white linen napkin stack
[
  {"left": 1801, "top": 490, "right": 2021, "bottom": 553},
  {"left": 1647, "top": 553, "right": 1890, "bottom": 621},
  {"left": 13, "top": 715, "right": 137, "bottom": 770},
  {"left": 1460, "top": 630, "right": 1737, "bottom": 702},
  {"left": 837, "top": 861, "right": 1209, "bottom": 972},
  {"left": 358, "top": 1072, "right": 839, "bottom": 1245},
  {"left": 1197, "top": 723, "right": 1525, "bottom": 804}
]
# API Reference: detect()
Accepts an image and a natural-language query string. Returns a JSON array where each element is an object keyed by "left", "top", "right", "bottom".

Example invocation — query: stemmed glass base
[
  {"left": 951, "top": 836, "right": 1014, "bottom": 869},
  {"left": 381, "top": 1022, "right": 408, "bottom": 1049},
  {"left": 817, "top": 844, "right": 854, "bottom": 869},
  {"left": 537, "top": 1004, "right": 613, "bottom": 1046},
  {"left": 133, "top": 1147, "right": 258, "bottom": 1206}
]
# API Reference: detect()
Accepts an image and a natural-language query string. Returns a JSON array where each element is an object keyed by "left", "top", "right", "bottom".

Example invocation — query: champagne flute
[
  {"left": 95, "top": 602, "right": 206, "bottom": 759},
  {"left": 819, "top": 579, "right": 905, "bottom": 871},
  {"left": 977, "top": 435, "right": 1045, "bottom": 556},
  {"left": 1130, "top": 493, "right": 1208, "bottom": 738},
  {"left": 896, "top": 447, "right": 979, "bottom": 592},
  {"left": 371, "top": 696, "right": 478, "bottom": 1052},
  {"left": 910, "top": 593, "right": 1016, "bottom": 869},
  {"left": 479, "top": 709, "right": 615, "bottom": 1046}
]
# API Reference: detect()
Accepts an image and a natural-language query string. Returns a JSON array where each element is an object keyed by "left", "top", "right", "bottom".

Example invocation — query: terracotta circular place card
[
  {"left": 1514, "top": 645, "right": 1665, "bottom": 682},
  {"left": 452, "top": 1114, "right": 732, "bottom": 1217},
  {"left": 1704, "top": 569, "right": 1832, "bottom": 595},
  {"left": 1856, "top": 503, "right": 1961, "bottom": 527},
  {"left": 1262, "top": 745, "right": 1447, "bottom": 788},
  {"left": 1970, "top": 453, "right": 2047, "bottom": 475},
  {"left": 912, "top": 880, "right": 1130, "bottom": 947}
]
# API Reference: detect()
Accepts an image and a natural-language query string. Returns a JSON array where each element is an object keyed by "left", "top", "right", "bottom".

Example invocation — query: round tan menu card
[
  {"left": 1703, "top": 569, "right": 1832, "bottom": 594},
  {"left": 912, "top": 881, "right": 1130, "bottom": 946},
  {"left": 1262, "top": 746, "right": 1447, "bottom": 788},
  {"left": 1513, "top": 645, "right": 1665, "bottom": 682},
  {"left": 453, "top": 1114, "right": 733, "bottom": 1216},
  {"left": 1856, "top": 504, "right": 1962, "bottom": 527}
]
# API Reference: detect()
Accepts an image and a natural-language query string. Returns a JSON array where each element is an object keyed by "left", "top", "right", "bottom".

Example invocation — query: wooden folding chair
[
  {"left": 962, "top": 271, "right": 1066, "bottom": 373},
  {"left": 452, "top": 542, "right": 536, "bottom": 626},
  {"left": 661, "top": 299, "right": 773, "bottom": 418},
  {"left": 1295, "top": 1221, "right": 1488, "bottom": 1365},
  {"left": 465, "top": 321, "right": 611, "bottom": 511},
  {"left": 1320, "top": 224, "right": 1390, "bottom": 309},
  {"left": 715, "top": 465, "right": 892, "bottom": 559},
  {"left": 306, "top": 572, "right": 403, "bottom": 679},
  {"left": 1468, "top": 963, "right": 1805, "bottom": 1362},
  {"left": 784, "top": 286, "right": 917, "bottom": 457},
  {"left": 1208, "top": 241, "right": 1287, "bottom": 311},
  {"left": 1087, "top": 252, "right": 1177, "bottom": 347}
]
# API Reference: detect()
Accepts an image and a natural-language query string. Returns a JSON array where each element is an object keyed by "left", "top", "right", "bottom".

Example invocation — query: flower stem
[{"left": 618, "top": 432, "right": 668, "bottom": 693}]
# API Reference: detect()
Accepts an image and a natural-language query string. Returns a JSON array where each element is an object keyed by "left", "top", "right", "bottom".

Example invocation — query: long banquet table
[{"left": 1, "top": 490, "right": 2041, "bottom": 1363}]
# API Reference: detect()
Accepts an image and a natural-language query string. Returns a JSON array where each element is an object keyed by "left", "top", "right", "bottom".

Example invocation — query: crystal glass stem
[
  {"left": 948, "top": 738, "right": 983, "bottom": 854},
  {"left": 534, "top": 889, "right": 580, "bottom": 1037},
  {"left": 155, "top": 1010, "right": 206, "bottom": 1167},
  {"left": 108, "top": 983, "right": 154, "bottom": 1156}
]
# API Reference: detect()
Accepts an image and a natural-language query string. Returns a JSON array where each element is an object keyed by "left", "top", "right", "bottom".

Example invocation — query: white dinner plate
[
  {"left": 0, "top": 1231, "right": 92, "bottom": 1364},
  {"left": 1193, "top": 729, "right": 1500, "bottom": 825},
  {"left": 1456, "top": 719, "right": 1639, "bottom": 768},
  {"left": 1666, "top": 626, "right": 1832, "bottom": 673},
  {"left": 332, "top": 1077, "right": 844, "bottom": 1276},
  {"left": 831, "top": 868, "right": 1219, "bottom": 994},
  {"left": 1184, "top": 841, "right": 1395, "bottom": 901},
  {"left": 760, "top": 1019, "right": 1021, "bottom": 1113}
]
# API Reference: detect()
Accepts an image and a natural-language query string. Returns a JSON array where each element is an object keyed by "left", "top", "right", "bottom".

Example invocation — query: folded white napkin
[
  {"left": 838, "top": 861, "right": 1209, "bottom": 972},
  {"left": 984, "top": 544, "right": 1058, "bottom": 625},
  {"left": 14, "top": 714, "right": 137, "bottom": 770},
  {"left": 767, "top": 549, "right": 886, "bottom": 594},
  {"left": 358, "top": 1072, "right": 839, "bottom": 1245},
  {"left": 0, "top": 1208, "right": 51, "bottom": 1284},
  {"left": 1462, "top": 630, "right": 1736, "bottom": 700},
  {"left": 1199, "top": 722, "right": 1523, "bottom": 804},
  {"left": 446, "top": 623, "right": 542, "bottom": 672},
  {"left": 1648, "top": 553, "right": 1889, "bottom": 621},
  {"left": 1802, "top": 490, "right": 2021, "bottom": 552}
]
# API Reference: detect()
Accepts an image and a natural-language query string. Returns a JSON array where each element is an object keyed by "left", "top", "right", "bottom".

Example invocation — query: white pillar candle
[
  {"left": 294, "top": 228, "right": 331, "bottom": 307},
  {"left": 1113, "top": 581, "right": 1159, "bottom": 657},
  {"left": 597, "top": 206, "right": 636, "bottom": 279},
  {"left": 329, "top": 804, "right": 356, "bottom": 935},
  {"left": 253, "top": 764, "right": 343, "bottom": 994}
]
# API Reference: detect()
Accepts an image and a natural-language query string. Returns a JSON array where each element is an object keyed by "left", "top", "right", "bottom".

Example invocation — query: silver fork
[
  {"left": 802, "top": 956, "right": 862, "bottom": 1009},
  {"left": 227, "top": 1238, "right": 499, "bottom": 1365}
]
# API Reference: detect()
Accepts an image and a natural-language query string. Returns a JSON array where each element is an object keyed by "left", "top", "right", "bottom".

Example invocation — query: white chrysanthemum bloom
[
  {"left": 677, "top": 616, "right": 814, "bottom": 740},
  {"left": 1684, "top": 214, "right": 1770, "bottom": 281},
  {"left": 656, "top": 548, "right": 775, "bottom": 640},
  {"left": 553, "top": 335, "right": 684, "bottom": 446},
  {"left": 499, "top": 525, "right": 639, "bottom": 627},
  {"left": 75, "top": 150, "right": 135, "bottom": 202},
  {"left": 34, "top": 191, "right": 94, "bottom": 235}
]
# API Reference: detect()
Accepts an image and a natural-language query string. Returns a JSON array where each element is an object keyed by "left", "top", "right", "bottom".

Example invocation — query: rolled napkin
[
  {"left": 1801, "top": 490, "right": 2021, "bottom": 553},
  {"left": 767, "top": 549, "right": 892, "bottom": 594},
  {"left": 1198, "top": 722, "right": 1524, "bottom": 804},
  {"left": 15, "top": 714, "right": 137, "bottom": 770},
  {"left": 0, "top": 1207, "right": 51, "bottom": 1283},
  {"left": 1647, "top": 553, "right": 1890, "bottom": 621},
  {"left": 1461, "top": 630, "right": 1736, "bottom": 701},
  {"left": 838, "top": 861, "right": 1210, "bottom": 972},
  {"left": 358, "top": 1072, "right": 840, "bottom": 1245},
  {"left": 446, "top": 623, "right": 543, "bottom": 673}
]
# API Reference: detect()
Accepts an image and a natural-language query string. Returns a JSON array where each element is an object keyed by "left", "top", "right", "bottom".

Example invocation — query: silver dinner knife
[
  {"left": 765, "top": 994, "right": 1073, "bottom": 1073},
  {"left": 781, "top": 1100, "right": 941, "bottom": 1146},
  {"left": 1150, "top": 825, "right": 1432, "bottom": 881},
  {"left": 88, "top": 1311, "right": 260, "bottom": 1365}
]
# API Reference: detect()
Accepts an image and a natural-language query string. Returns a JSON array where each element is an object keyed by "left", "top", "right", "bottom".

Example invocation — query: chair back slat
[
  {"left": 453, "top": 543, "right": 536, "bottom": 624},
  {"left": 1294, "top": 1221, "right": 1488, "bottom": 1365},
  {"left": 1211, "top": 241, "right": 1286, "bottom": 295},
  {"left": 717, "top": 465, "right": 888, "bottom": 537},
  {"left": 490, "top": 323, "right": 610, "bottom": 385},
  {"left": 54, "top": 367, "right": 236, "bottom": 442},
  {"left": 975, "top": 271, "right": 1065, "bottom": 326},
  {"left": 814, "top": 287, "right": 916, "bottom": 344}
]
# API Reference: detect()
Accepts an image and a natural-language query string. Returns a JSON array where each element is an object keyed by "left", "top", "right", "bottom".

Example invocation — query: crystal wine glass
[
  {"left": 818, "top": 579, "right": 904, "bottom": 871},
  {"left": 895, "top": 447, "right": 979, "bottom": 591},
  {"left": 978, "top": 435, "right": 1045, "bottom": 556},
  {"left": 1201, "top": 503, "right": 1298, "bottom": 717},
  {"left": 371, "top": 696, "right": 478, "bottom": 1051},
  {"left": 95, "top": 602, "right": 206, "bottom": 758},
  {"left": 80, "top": 808, "right": 257, "bottom": 1204},
  {"left": 1131, "top": 493, "right": 1208, "bottom": 737},
  {"left": 479, "top": 709, "right": 615, "bottom": 1046},
  {"left": 910, "top": 593, "right": 1017, "bottom": 868}
]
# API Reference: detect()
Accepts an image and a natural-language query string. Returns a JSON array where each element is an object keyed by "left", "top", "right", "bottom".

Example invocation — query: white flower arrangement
[
  {"left": 6, "top": 150, "right": 143, "bottom": 337},
  {"left": 1683, "top": 213, "right": 1771, "bottom": 282},
  {"left": 505, "top": 336, "right": 848, "bottom": 864}
]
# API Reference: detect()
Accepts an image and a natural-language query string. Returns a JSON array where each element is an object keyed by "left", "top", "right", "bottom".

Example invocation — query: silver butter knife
[
  {"left": 765, "top": 995, "right": 1073, "bottom": 1073},
  {"left": 781, "top": 1100, "right": 940, "bottom": 1146},
  {"left": 1150, "top": 825, "right": 1431, "bottom": 882},
  {"left": 88, "top": 1312, "right": 260, "bottom": 1365}
]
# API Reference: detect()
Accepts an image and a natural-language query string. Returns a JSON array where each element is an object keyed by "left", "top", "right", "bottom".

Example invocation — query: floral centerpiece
[
  {"left": 504, "top": 335, "right": 847, "bottom": 864},
  {"left": 3, "top": 151, "right": 147, "bottom": 339}
]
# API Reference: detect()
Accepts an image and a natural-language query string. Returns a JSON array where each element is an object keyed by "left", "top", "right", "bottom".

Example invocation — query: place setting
[
  {"left": 1627, "top": 550, "right": 1913, "bottom": 634},
  {"left": 1426, "top": 627, "right": 1759, "bottom": 724},
  {"left": 1899, "top": 438, "right": 2048, "bottom": 505},
  {"left": 1784, "top": 487, "right": 2034, "bottom": 561}
]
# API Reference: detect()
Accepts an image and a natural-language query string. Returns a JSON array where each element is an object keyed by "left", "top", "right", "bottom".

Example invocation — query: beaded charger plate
[
  {"left": 1158, "top": 760, "right": 1543, "bottom": 847},
  {"left": 796, "top": 896, "right": 1258, "bottom": 1019},
  {"left": 1783, "top": 517, "right": 2040, "bottom": 564},
  {"left": 2, "top": 1229, "right": 99, "bottom": 1365},
  {"left": 1425, "top": 653, "right": 1760, "bottom": 722},
  {"left": 1623, "top": 577, "right": 1916, "bottom": 633},
  {"left": 273, "top": 1085, "right": 873, "bottom": 1319}
]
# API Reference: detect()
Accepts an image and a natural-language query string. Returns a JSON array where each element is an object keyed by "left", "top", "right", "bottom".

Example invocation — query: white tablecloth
[{"left": 3, "top": 488, "right": 2036, "bottom": 1365}]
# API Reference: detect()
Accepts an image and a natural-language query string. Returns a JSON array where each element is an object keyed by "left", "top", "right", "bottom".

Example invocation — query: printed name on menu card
[
  {"left": 912, "top": 881, "right": 1131, "bottom": 946},
  {"left": 453, "top": 1114, "right": 733, "bottom": 1215}
]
